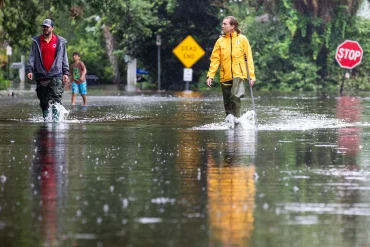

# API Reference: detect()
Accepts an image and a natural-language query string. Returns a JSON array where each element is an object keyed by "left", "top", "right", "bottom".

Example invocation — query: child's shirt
[{"left": 70, "top": 61, "right": 87, "bottom": 84}]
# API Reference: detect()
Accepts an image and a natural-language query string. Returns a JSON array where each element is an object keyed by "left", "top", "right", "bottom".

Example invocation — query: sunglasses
[{"left": 42, "top": 25, "right": 51, "bottom": 29}]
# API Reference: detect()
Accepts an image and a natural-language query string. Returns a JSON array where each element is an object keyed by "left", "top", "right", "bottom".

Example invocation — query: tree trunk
[{"left": 103, "top": 24, "right": 120, "bottom": 84}]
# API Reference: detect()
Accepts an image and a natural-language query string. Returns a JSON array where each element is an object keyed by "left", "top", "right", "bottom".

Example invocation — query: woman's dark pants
[{"left": 221, "top": 81, "right": 241, "bottom": 118}]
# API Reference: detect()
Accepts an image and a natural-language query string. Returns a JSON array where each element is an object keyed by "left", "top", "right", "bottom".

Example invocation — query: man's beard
[{"left": 43, "top": 31, "right": 51, "bottom": 37}]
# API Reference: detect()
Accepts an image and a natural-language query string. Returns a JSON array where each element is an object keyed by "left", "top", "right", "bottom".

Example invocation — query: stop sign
[{"left": 335, "top": 40, "right": 363, "bottom": 69}]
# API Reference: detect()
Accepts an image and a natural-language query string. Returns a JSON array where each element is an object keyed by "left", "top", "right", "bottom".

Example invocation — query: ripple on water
[
  {"left": 277, "top": 202, "right": 370, "bottom": 216},
  {"left": 22, "top": 113, "right": 140, "bottom": 123},
  {"left": 135, "top": 217, "right": 163, "bottom": 224}
]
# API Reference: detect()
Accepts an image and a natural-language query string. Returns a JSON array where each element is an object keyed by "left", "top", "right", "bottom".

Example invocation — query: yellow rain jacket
[{"left": 207, "top": 32, "right": 256, "bottom": 83}]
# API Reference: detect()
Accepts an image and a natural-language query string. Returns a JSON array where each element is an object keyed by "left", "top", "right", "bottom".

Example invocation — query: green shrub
[
  {"left": 197, "top": 69, "right": 220, "bottom": 91},
  {"left": 0, "top": 80, "right": 10, "bottom": 90}
]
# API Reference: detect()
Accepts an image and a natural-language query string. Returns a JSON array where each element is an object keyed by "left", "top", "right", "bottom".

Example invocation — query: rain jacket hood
[{"left": 207, "top": 32, "right": 255, "bottom": 83}]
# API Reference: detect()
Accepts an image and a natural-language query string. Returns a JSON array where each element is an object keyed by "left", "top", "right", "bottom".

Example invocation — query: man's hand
[
  {"left": 206, "top": 78, "right": 213, "bottom": 88},
  {"left": 63, "top": 75, "right": 69, "bottom": 84},
  {"left": 249, "top": 79, "right": 256, "bottom": 87},
  {"left": 27, "top": 73, "right": 33, "bottom": 81}
]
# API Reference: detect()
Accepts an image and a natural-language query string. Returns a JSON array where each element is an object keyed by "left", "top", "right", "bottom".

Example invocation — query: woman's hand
[{"left": 206, "top": 78, "right": 213, "bottom": 87}]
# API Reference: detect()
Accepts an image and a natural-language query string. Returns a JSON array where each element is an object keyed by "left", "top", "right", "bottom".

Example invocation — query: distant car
[{"left": 85, "top": 74, "right": 99, "bottom": 85}]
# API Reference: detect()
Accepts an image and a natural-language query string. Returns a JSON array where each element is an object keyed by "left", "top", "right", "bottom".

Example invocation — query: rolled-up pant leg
[{"left": 221, "top": 82, "right": 241, "bottom": 117}]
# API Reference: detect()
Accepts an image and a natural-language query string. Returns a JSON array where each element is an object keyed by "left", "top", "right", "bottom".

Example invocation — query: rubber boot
[
  {"left": 52, "top": 105, "right": 60, "bottom": 122},
  {"left": 42, "top": 110, "right": 49, "bottom": 121}
]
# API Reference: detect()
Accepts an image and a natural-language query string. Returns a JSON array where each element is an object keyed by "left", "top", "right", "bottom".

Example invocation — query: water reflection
[
  {"left": 174, "top": 91, "right": 202, "bottom": 98},
  {"left": 224, "top": 129, "right": 257, "bottom": 163},
  {"left": 3, "top": 91, "right": 370, "bottom": 246},
  {"left": 336, "top": 97, "right": 362, "bottom": 157},
  {"left": 207, "top": 129, "right": 256, "bottom": 247},
  {"left": 32, "top": 124, "right": 69, "bottom": 245}
]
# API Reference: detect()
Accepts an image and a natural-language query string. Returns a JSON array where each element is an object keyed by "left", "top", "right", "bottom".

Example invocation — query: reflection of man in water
[
  {"left": 32, "top": 125, "right": 67, "bottom": 244},
  {"left": 207, "top": 130, "right": 256, "bottom": 246}
]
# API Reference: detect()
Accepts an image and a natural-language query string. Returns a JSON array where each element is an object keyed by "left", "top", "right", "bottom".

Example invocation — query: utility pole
[
  {"left": 156, "top": 35, "right": 161, "bottom": 91},
  {"left": 6, "top": 45, "right": 12, "bottom": 80}
]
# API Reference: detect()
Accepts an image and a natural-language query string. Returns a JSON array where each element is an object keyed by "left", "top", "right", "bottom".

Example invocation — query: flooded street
[{"left": 1, "top": 88, "right": 370, "bottom": 247}]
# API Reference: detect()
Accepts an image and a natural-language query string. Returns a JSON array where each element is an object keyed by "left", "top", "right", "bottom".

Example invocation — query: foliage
[
  {"left": 326, "top": 16, "right": 370, "bottom": 91},
  {"left": 0, "top": 79, "right": 10, "bottom": 90},
  {"left": 58, "top": 13, "right": 113, "bottom": 83},
  {"left": 1, "top": 0, "right": 370, "bottom": 92},
  {"left": 0, "top": 0, "right": 44, "bottom": 53},
  {"left": 0, "top": 69, "right": 10, "bottom": 90},
  {"left": 197, "top": 69, "right": 220, "bottom": 91},
  {"left": 134, "top": 0, "right": 220, "bottom": 90},
  {"left": 226, "top": 0, "right": 368, "bottom": 92}
]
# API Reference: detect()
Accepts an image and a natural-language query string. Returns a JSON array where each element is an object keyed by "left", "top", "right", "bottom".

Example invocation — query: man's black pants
[{"left": 36, "top": 77, "right": 64, "bottom": 110}]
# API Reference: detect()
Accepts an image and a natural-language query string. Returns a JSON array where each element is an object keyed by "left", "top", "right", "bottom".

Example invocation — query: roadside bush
[{"left": 0, "top": 79, "right": 10, "bottom": 90}]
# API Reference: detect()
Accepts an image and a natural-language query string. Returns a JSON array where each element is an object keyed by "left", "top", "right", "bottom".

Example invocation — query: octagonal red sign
[{"left": 335, "top": 40, "right": 363, "bottom": 69}]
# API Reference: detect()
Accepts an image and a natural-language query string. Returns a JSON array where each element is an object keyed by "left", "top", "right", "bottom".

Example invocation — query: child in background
[{"left": 70, "top": 51, "right": 87, "bottom": 106}]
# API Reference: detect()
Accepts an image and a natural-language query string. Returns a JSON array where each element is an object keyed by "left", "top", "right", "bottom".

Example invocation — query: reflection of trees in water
[{"left": 32, "top": 124, "right": 68, "bottom": 245}]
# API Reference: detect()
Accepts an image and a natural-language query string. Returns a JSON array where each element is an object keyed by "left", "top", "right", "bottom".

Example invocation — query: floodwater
[{"left": 1, "top": 87, "right": 370, "bottom": 247}]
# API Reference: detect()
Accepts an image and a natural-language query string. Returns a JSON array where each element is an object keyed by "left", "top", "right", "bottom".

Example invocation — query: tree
[
  {"left": 234, "top": 0, "right": 367, "bottom": 91},
  {"left": 132, "top": 0, "right": 220, "bottom": 90},
  {"left": 0, "top": 0, "right": 43, "bottom": 52}
]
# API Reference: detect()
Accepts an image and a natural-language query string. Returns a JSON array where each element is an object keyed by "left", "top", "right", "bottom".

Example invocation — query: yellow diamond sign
[{"left": 172, "top": 35, "right": 205, "bottom": 68}]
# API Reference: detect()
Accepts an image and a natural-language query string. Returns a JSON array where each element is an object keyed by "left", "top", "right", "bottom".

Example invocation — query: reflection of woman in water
[
  {"left": 208, "top": 164, "right": 255, "bottom": 246},
  {"left": 207, "top": 130, "right": 256, "bottom": 246}
]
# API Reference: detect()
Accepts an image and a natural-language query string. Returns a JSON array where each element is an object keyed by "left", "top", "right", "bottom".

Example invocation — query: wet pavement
[{"left": 0, "top": 87, "right": 370, "bottom": 247}]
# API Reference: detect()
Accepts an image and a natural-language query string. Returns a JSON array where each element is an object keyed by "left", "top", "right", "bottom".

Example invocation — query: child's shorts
[{"left": 72, "top": 81, "right": 87, "bottom": 95}]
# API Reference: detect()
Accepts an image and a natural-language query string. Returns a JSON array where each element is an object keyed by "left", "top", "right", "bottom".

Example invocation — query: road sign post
[
  {"left": 156, "top": 35, "right": 161, "bottom": 91},
  {"left": 6, "top": 45, "right": 12, "bottom": 80},
  {"left": 183, "top": 68, "right": 193, "bottom": 91},
  {"left": 335, "top": 40, "right": 363, "bottom": 95}
]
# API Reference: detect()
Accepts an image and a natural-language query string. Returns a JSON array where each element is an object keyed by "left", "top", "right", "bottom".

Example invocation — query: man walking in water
[{"left": 26, "top": 19, "right": 69, "bottom": 121}]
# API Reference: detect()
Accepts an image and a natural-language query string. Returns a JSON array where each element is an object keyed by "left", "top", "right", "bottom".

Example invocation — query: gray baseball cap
[{"left": 41, "top": 19, "right": 54, "bottom": 27}]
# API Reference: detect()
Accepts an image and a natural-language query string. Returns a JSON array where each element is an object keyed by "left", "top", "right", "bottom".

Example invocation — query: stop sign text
[{"left": 337, "top": 48, "right": 361, "bottom": 61}]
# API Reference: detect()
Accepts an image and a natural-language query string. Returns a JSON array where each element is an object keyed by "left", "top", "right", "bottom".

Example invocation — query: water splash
[
  {"left": 44, "top": 103, "right": 69, "bottom": 123},
  {"left": 191, "top": 110, "right": 364, "bottom": 131},
  {"left": 237, "top": 110, "right": 257, "bottom": 129}
]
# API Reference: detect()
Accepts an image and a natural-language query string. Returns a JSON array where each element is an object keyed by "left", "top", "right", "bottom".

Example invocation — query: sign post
[
  {"left": 156, "top": 35, "right": 161, "bottom": 91},
  {"left": 11, "top": 55, "right": 25, "bottom": 89},
  {"left": 172, "top": 35, "right": 205, "bottom": 90},
  {"left": 335, "top": 40, "right": 363, "bottom": 95},
  {"left": 6, "top": 45, "right": 12, "bottom": 80},
  {"left": 183, "top": 68, "right": 193, "bottom": 91}
]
